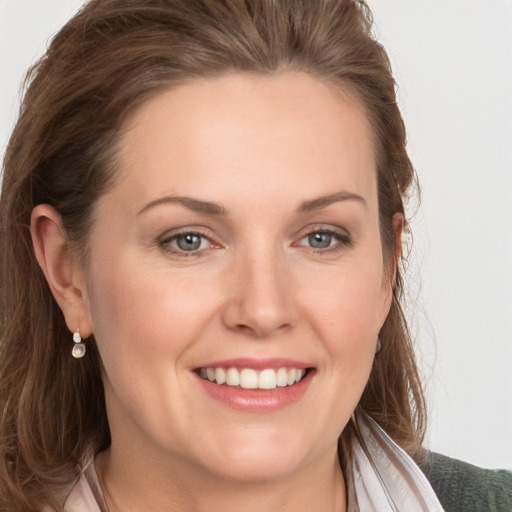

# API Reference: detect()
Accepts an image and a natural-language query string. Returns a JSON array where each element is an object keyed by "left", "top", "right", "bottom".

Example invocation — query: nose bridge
[{"left": 223, "top": 241, "right": 298, "bottom": 337}]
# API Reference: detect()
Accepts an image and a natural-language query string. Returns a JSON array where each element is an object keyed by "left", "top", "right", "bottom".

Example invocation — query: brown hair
[{"left": 0, "top": 0, "right": 425, "bottom": 509}]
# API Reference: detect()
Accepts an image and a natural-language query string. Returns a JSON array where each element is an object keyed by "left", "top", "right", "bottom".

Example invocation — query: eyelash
[
  {"left": 159, "top": 229, "right": 217, "bottom": 257},
  {"left": 294, "top": 227, "right": 352, "bottom": 254},
  {"left": 158, "top": 227, "right": 352, "bottom": 257}
]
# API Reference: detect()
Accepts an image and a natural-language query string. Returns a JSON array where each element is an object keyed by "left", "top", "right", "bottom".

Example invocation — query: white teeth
[
  {"left": 276, "top": 367, "right": 289, "bottom": 387},
  {"left": 199, "top": 366, "right": 308, "bottom": 389},
  {"left": 215, "top": 367, "right": 226, "bottom": 385},
  {"left": 240, "top": 368, "right": 258, "bottom": 389},
  {"left": 258, "top": 369, "right": 276, "bottom": 390},
  {"left": 226, "top": 367, "right": 240, "bottom": 386}
]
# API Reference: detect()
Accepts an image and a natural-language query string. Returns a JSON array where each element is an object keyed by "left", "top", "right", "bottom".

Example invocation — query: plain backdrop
[{"left": 1, "top": 0, "right": 511, "bottom": 469}]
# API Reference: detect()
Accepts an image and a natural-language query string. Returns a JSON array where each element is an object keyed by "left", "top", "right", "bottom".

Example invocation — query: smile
[{"left": 198, "top": 367, "right": 308, "bottom": 390}]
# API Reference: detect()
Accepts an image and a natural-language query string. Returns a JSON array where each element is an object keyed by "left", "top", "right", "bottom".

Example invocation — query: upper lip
[{"left": 194, "top": 357, "right": 312, "bottom": 370}]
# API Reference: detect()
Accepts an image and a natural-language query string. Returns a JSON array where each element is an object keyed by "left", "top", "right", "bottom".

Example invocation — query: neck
[{"left": 95, "top": 444, "right": 346, "bottom": 512}]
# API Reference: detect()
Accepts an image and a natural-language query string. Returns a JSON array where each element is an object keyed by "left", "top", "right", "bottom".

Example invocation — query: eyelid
[
  {"left": 293, "top": 224, "right": 353, "bottom": 251},
  {"left": 158, "top": 227, "right": 222, "bottom": 256}
]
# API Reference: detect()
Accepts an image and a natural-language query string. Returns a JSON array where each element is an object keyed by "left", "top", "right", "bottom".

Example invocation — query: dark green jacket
[{"left": 420, "top": 452, "right": 512, "bottom": 512}]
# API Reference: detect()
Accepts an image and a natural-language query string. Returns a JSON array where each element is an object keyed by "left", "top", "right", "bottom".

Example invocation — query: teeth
[
  {"left": 258, "top": 369, "right": 276, "bottom": 390},
  {"left": 215, "top": 367, "right": 226, "bottom": 385},
  {"left": 240, "top": 369, "right": 258, "bottom": 389},
  {"left": 226, "top": 367, "right": 240, "bottom": 386},
  {"left": 276, "top": 368, "right": 289, "bottom": 387},
  {"left": 198, "top": 366, "right": 307, "bottom": 389}
]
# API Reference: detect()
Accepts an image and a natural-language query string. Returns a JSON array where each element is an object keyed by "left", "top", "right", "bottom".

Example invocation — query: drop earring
[
  {"left": 375, "top": 337, "right": 382, "bottom": 354},
  {"left": 72, "top": 329, "right": 86, "bottom": 359}
]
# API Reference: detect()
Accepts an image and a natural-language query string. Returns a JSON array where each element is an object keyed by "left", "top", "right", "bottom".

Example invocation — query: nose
[{"left": 221, "top": 249, "right": 299, "bottom": 338}]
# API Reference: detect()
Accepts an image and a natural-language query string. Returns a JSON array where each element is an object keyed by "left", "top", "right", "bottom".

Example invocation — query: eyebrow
[
  {"left": 137, "top": 190, "right": 365, "bottom": 216},
  {"left": 297, "top": 191, "right": 367, "bottom": 213},
  {"left": 137, "top": 196, "right": 227, "bottom": 216}
]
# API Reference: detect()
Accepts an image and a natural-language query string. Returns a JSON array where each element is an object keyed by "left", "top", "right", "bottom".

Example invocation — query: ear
[{"left": 30, "top": 204, "right": 93, "bottom": 337}]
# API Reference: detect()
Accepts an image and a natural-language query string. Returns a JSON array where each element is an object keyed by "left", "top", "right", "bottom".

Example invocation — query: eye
[
  {"left": 159, "top": 230, "right": 214, "bottom": 255},
  {"left": 296, "top": 228, "right": 352, "bottom": 252},
  {"left": 174, "top": 233, "right": 205, "bottom": 251},
  {"left": 307, "top": 232, "right": 334, "bottom": 249}
]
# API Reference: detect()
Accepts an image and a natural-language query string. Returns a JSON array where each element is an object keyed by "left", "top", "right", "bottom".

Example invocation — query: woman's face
[{"left": 80, "top": 72, "right": 394, "bottom": 481}]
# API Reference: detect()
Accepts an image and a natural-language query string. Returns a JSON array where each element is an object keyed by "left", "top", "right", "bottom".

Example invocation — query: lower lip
[{"left": 195, "top": 370, "right": 315, "bottom": 412}]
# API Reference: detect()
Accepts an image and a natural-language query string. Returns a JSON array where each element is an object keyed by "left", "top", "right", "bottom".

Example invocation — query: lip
[
  {"left": 193, "top": 358, "right": 315, "bottom": 412},
  {"left": 194, "top": 357, "right": 311, "bottom": 370}
]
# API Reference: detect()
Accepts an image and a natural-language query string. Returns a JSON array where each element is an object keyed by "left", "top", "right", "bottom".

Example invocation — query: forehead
[{"left": 111, "top": 71, "right": 377, "bottom": 213}]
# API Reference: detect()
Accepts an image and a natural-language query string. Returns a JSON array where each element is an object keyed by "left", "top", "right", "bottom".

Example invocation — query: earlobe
[{"left": 30, "top": 205, "right": 93, "bottom": 337}]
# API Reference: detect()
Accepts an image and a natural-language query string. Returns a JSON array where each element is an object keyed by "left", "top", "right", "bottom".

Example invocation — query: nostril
[{"left": 233, "top": 321, "right": 292, "bottom": 339}]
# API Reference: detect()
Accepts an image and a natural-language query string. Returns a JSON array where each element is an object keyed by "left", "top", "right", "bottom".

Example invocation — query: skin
[{"left": 31, "top": 71, "right": 400, "bottom": 512}]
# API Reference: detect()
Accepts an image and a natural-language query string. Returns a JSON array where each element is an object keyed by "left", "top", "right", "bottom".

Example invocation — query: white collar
[{"left": 348, "top": 414, "right": 445, "bottom": 512}]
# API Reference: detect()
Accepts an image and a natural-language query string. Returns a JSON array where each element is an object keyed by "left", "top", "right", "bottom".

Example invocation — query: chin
[
  {"left": 191, "top": 432, "right": 315, "bottom": 483},
  {"left": 208, "top": 453, "right": 305, "bottom": 483}
]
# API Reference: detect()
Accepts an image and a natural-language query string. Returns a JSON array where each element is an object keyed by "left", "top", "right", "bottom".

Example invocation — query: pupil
[
  {"left": 309, "top": 232, "right": 331, "bottom": 249},
  {"left": 177, "top": 234, "right": 201, "bottom": 251}
]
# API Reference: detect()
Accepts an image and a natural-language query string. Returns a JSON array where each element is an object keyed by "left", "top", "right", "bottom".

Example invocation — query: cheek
[
  {"left": 84, "top": 257, "right": 222, "bottom": 437},
  {"left": 291, "top": 263, "right": 384, "bottom": 448},
  {"left": 304, "top": 260, "right": 387, "bottom": 335},
  {"left": 301, "top": 258, "right": 386, "bottom": 381},
  {"left": 86, "top": 257, "right": 215, "bottom": 372}
]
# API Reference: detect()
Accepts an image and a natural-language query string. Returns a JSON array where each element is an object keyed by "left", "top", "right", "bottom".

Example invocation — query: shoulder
[{"left": 419, "top": 451, "right": 512, "bottom": 512}]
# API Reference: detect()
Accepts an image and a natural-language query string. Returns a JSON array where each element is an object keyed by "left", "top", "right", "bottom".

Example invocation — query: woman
[{"left": 0, "top": 1, "right": 510, "bottom": 511}]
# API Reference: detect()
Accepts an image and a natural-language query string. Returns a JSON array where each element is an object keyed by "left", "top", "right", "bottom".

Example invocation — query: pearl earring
[
  {"left": 72, "top": 329, "right": 86, "bottom": 359},
  {"left": 375, "top": 337, "right": 382, "bottom": 354}
]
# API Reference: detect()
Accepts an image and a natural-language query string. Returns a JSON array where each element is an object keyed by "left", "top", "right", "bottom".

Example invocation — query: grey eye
[
  {"left": 176, "top": 233, "right": 203, "bottom": 251},
  {"left": 308, "top": 232, "right": 332, "bottom": 249}
]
